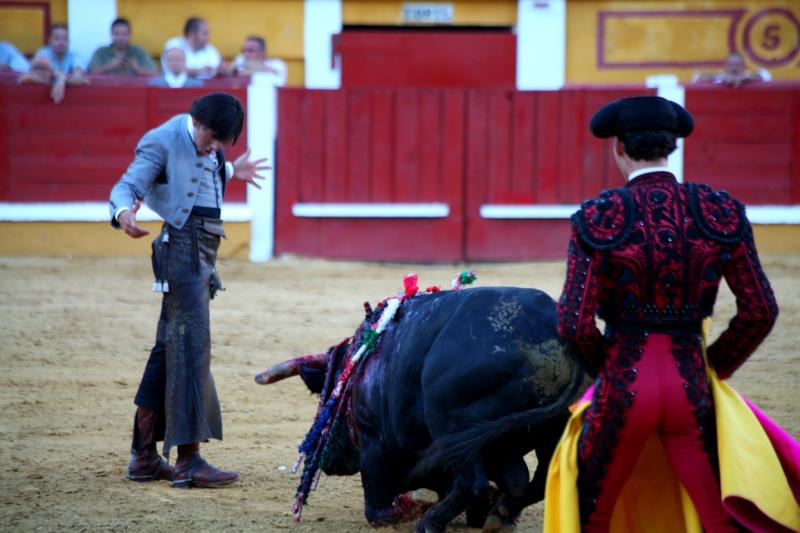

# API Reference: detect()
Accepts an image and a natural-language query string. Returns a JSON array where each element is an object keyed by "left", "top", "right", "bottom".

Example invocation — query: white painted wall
[
  {"left": 304, "top": 0, "right": 342, "bottom": 89},
  {"left": 246, "top": 73, "right": 279, "bottom": 261},
  {"left": 516, "top": 0, "right": 566, "bottom": 90},
  {"left": 67, "top": 0, "right": 116, "bottom": 70}
]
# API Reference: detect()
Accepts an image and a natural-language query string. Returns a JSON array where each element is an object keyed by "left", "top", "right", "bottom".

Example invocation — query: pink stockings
[{"left": 580, "top": 333, "right": 738, "bottom": 533}]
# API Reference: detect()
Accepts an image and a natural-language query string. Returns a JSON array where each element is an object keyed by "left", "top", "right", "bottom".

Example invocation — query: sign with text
[{"left": 402, "top": 3, "right": 454, "bottom": 24}]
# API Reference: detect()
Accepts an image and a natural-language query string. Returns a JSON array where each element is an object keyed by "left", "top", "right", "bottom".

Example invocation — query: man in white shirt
[
  {"left": 163, "top": 17, "right": 221, "bottom": 80},
  {"left": 225, "top": 35, "right": 287, "bottom": 86},
  {"left": 149, "top": 47, "right": 203, "bottom": 88}
]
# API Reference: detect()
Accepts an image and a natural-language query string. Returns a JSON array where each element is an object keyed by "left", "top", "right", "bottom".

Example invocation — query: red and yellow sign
[{"left": 567, "top": 0, "right": 800, "bottom": 83}]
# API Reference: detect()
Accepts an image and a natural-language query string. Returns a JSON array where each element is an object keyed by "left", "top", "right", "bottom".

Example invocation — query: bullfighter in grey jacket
[{"left": 110, "top": 92, "right": 267, "bottom": 488}]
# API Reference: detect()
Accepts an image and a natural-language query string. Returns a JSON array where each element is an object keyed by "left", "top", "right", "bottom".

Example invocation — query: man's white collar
[{"left": 627, "top": 166, "right": 672, "bottom": 181}]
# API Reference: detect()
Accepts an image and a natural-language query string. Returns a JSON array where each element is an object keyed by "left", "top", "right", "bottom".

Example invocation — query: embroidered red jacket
[{"left": 556, "top": 171, "right": 778, "bottom": 379}]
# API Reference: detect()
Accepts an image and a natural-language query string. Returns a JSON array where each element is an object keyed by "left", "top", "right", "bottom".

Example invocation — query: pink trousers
[{"left": 580, "top": 333, "right": 738, "bottom": 533}]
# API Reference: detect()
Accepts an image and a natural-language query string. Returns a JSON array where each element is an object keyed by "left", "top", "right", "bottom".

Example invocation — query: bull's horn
[{"left": 255, "top": 353, "right": 329, "bottom": 385}]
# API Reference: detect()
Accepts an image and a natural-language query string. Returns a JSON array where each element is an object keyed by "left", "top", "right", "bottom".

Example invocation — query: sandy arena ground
[{"left": 0, "top": 254, "right": 798, "bottom": 531}]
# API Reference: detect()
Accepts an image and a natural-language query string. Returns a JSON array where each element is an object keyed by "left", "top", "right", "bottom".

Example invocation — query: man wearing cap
[
  {"left": 109, "top": 93, "right": 268, "bottom": 488},
  {"left": 543, "top": 96, "right": 786, "bottom": 531}
]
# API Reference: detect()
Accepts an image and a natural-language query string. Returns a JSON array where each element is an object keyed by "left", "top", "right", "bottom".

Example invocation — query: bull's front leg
[{"left": 359, "top": 437, "right": 427, "bottom": 526}]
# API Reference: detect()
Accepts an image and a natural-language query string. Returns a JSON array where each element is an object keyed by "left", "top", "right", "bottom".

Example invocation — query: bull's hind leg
[
  {"left": 416, "top": 465, "right": 476, "bottom": 533},
  {"left": 483, "top": 417, "right": 567, "bottom": 532}
]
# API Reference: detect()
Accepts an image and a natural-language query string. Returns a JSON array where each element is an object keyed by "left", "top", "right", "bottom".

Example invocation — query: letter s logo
[{"left": 762, "top": 24, "right": 780, "bottom": 50}]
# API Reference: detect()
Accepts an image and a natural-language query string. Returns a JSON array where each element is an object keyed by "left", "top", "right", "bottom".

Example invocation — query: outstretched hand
[
  {"left": 118, "top": 201, "right": 150, "bottom": 239},
  {"left": 232, "top": 148, "right": 270, "bottom": 189}
]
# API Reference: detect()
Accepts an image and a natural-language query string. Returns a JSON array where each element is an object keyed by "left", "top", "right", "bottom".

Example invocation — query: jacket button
[
  {"left": 191, "top": 178, "right": 199, "bottom": 183},
  {"left": 196, "top": 162, "right": 203, "bottom": 168},
  {"left": 182, "top": 208, "right": 190, "bottom": 213},
  {"left": 187, "top": 192, "right": 194, "bottom": 197}
]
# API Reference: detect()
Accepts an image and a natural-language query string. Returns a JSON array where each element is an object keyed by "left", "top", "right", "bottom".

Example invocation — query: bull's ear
[{"left": 363, "top": 301, "right": 373, "bottom": 318}]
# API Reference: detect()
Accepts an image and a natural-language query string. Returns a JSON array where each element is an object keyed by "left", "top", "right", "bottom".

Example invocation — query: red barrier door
[
  {"left": 276, "top": 88, "right": 466, "bottom": 261},
  {"left": 464, "top": 88, "right": 655, "bottom": 260},
  {"left": 335, "top": 28, "right": 516, "bottom": 89}
]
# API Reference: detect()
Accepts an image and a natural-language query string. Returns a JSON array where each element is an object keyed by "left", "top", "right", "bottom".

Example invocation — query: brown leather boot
[
  {"left": 172, "top": 443, "right": 240, "bottom": 488},
  {"left": 127, "top": 407, "right": 174, "bottom": 482}
]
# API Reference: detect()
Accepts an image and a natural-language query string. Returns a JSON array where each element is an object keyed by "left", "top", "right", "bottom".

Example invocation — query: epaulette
[
  {"left": 687, "top": 183, "right": 745, "bottom": 244},
  {"left": 572, "top": 188, "right": 635, "bottom": 250}
]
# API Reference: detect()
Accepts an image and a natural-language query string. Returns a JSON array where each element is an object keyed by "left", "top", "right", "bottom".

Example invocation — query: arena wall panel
[
  {"left": 276, "top": 87, "right": 465, "bottom": 261},
  {"left": 684, "top": 84, "right": 800, "bottom": 205},
  {"left": 3, "top": 83, "right": 799, "bottom": 261},
  {"left": 0, "top": 83, "right": 248, "bottom": 203}
]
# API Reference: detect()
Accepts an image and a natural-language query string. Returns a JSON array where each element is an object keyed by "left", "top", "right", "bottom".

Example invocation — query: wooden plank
[
  {"left": 318, "top": 219, "right": 460, "bottom": 261},
  {"left": 441, "top": 89, "right": 465, "bottom": 212},
  {"left": 691, "top": 115, "right": 791, "bottom": 144},
  {"left": 340, "top": 30, "right": 516, "bottom": 89},
  {"left": 299, "top": 91, "right": 324, "bottom": 202},
  {"left": 686, "top": 88, "right": 793, "bottom": 115},
  {"left": 465, "top": 90, "right": 489, "bottom": 211},
  {"left": 8, "top": 105, "right": 145, "bottom": 133},
  {"left": 346, "top": 89, "right": 371, "bottom": 202},
  {"left": 535, "top": 91, "right": 560, "bottom": 204},
  {"left": 509, "top": 91, "right": 535, "bottom": 202},
  {"left": 9, "top": 132, "right": 140, "bottom": 158},
  {"left": 0, "top": 85, "right": 11, "bottom": 200},
  {"left": 558, "top": 91, "right": 585, "bottom": 202},
  {"left": 369, "top": 90, "right": 394, "bottom": 202},
  {"left": 486, "top": 90, "right": 511, "bottom": 203},
  {"left": 275, "top": 89, "right": 317, "bottom": 256},
  {"left": 463, "top": 89, "right": 489, "bottom": 259},
  {"left": 417, "top": 89, "right": 440, "bottom": 202},
  {"left": 394, "top": 90, "right": 418, "bottom": 202},
  {"left": 322, "top": 90, "right": 347, "bottom": 202}
]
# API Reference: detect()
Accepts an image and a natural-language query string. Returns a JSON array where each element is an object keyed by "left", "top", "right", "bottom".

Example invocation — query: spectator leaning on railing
[
  {"left": 0, "top": 41, "right": 30, "bottom": 73},
  {"left": 19, "top": 24, "right": 87, "bottom": 104},
  {"left": 163, "top": 17, "right": 221, "bottom": 80},
  {"left": 691, "top": 52, "right": 771, "bottom": 88},
  {"left": 88, "top": 18, "right": 157, "bottom": 76},
  {"left": 223, "top": 35, "right": 286, "bottom": 86}
]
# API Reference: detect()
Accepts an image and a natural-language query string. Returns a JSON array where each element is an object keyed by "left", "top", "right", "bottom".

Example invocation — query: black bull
[{"left": 257, "top": 287, "right": 587, "bottom": 532}]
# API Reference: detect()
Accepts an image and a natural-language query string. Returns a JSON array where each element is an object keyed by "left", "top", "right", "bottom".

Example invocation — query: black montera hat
[{"left": 589, "top": 96, "right": 694, "bottom": 139}]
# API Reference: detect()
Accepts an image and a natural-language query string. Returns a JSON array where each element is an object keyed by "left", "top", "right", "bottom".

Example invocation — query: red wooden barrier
[
  {"left": 684, "top": 84, "right": 800, "bottom": 205},
  {"left": 4, "top": 82, "right": 799, "bottom": 261},
  {"left": 464, "top": 88, "right": 655, "bottom": 260},
  {"left": 276, "top": 88, "right": 465, "bottom": 261},
  {"left": 0, "top": 83, "right": 248, "bottom": 202},
  {"left": 336, "top": 29, "right": 516, "bottom": 89}
]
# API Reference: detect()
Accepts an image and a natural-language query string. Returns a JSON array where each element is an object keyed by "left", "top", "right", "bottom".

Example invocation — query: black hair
[
  {"left": 190, "top": 93, "right": 244, "bottom": 144},
  {"left": 184, "top": 17, "right": 205, "bottom": 37},
  {"left": 111, "top": 18, "right": 130, "bottom": 30},
  {"left": 618, "top": 130, "right": 678, "bottom": 162},
  {"left": 50, "top": 24, "right": 68, "bottom": 36},
  {"left": 246, "top": 35, "right": 266, "bottom": 51}
]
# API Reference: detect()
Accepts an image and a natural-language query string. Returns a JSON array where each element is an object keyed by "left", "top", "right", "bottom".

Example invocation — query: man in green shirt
[{"left": 88, "top": 18, "right": 156, "bottom": 76}]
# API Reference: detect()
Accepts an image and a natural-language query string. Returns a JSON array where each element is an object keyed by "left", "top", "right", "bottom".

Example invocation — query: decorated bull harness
[{"left": 291, "top": 271, "right": 477, "bottom": 521}]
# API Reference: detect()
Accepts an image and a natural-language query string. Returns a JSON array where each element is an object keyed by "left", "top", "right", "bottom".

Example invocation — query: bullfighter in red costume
[{"left": 547, "top": 96, "right": 800, "bottom": 532}]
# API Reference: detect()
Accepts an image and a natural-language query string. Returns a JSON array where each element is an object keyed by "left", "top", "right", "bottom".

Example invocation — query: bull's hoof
[
  {"left": 466, "top": 486, "right": 501, "bottom": 527},
  {"left": 482, "top": 513, "right": 516, "bottom": 533},
  {"left": 482, "top": 501, "right": 517, "bottom": 533}
]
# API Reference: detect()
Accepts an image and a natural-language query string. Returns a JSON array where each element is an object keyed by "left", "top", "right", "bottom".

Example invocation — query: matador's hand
[
  {"left": 232, "top": 148, "right": 270, "bottom": 189},
  {"left": 118, "top": 201, "right": 150, "bottom": 239}
]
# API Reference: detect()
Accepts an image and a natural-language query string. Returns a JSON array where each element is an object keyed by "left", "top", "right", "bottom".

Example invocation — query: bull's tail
[{"left": 410, "top": 370, "right": 586, "bottom": 479}]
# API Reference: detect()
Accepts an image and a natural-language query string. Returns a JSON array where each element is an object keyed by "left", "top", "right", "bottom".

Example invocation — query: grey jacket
[{"left": 109, "top": 114, "right": 229, "bottom": 229}]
